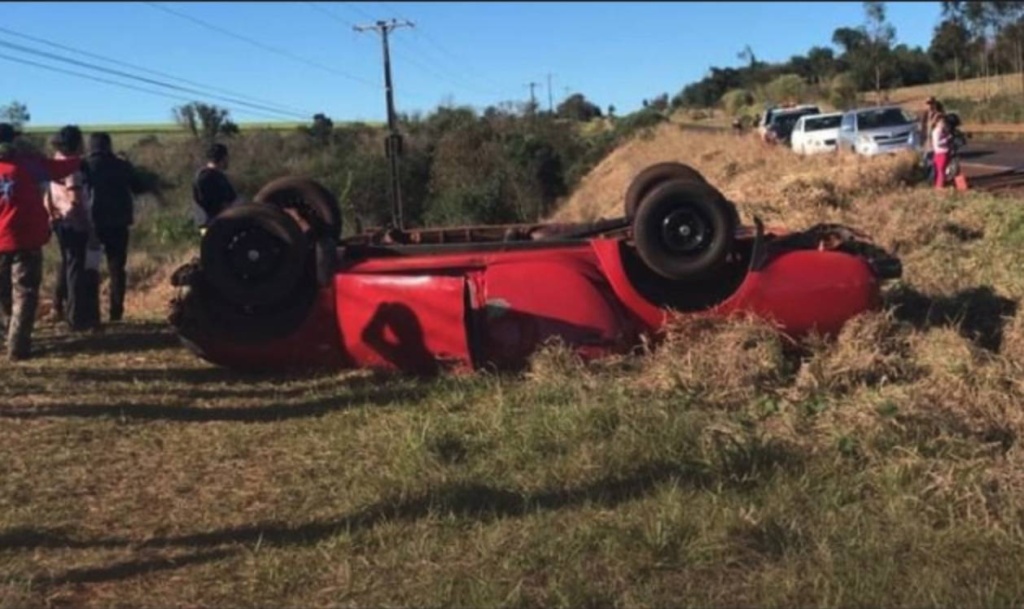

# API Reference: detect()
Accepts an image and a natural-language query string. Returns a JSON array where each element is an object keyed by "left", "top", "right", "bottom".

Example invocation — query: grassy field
[
  {"left": 887, "top": 71, "right": 1024, "bottom": 105},
  {"left": 3, "top": 129, "right": 1024, "bottom": 607}
]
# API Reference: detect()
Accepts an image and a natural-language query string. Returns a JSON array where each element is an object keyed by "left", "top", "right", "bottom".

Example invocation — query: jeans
[
  {"left": 95, "top": 225, "right": 129, "bottom": 321},
  {"left": 0, "top": 249, "right": 44, "bottom": 358},
  {"left": 53, "top": 222, "right": 98, "bottom": 329}
]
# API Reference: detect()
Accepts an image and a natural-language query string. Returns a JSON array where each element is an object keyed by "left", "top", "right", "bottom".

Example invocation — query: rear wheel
[
  {"left": 254, "top": 177, "right": 342, "bottom": 241},
  {"left": 178, "top": 271, "right": 319, "bottom": 345},
  {"left": 200, "top": 203, "right": 309, "bottom": 308},
  {"left": 632, "top": 179, "right": 737, "bottom": 281},
  {"left": 624, "top": 162, "right": 709, "bottom": 219}
]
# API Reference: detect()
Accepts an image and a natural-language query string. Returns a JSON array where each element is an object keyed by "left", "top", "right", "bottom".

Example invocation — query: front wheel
[
  {"left": 200, "top": 203, "right": 309, "bottom": 308},
  {"left": 632, "top": 179, "right": 737, "bottom": 281},
  {"left": 623, "top": 162, "right": 709, "bottom": 219}
]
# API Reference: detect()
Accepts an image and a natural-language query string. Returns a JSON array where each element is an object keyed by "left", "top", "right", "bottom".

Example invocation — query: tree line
[{"left": 670, "top": 1, "right": 1024, "bottom": 112}]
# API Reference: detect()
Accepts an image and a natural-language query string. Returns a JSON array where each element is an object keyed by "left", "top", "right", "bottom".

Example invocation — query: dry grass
[
  {"left": 3, "top": 125, "right": 1024, "bottom": 608},
  {"left": 553, "top": 123, "right": 918, "bottom": 228},
  {"left": 888, "top": 71, "right": 1024, "bottom": 106}
]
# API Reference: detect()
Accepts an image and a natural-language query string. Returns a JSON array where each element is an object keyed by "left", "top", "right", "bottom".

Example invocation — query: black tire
[
  {"left": 200, "top": 203, "right": 309, "bottom": 308},
  {"left": 254, "top": 176, "right": 343, "bottom": 241},
  {"left": 177, "top": 272, "right": 319, "bottom": 346},
  {"left": 632, "top": 179, "right": 737, "bottom": 281},
  {"left": 624, "top": 162, "right": 709, "bottom": 219}
]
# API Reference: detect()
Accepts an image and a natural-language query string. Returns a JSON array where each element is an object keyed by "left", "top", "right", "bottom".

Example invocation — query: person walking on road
[
  {"left": 83, "top": 132, "right": 137, "bottom": 323},
  {"left": 192, "top": 143, "right": 241, "bottom": 235},
  {"left": 0, "top": 122, "right": 83, "bottom": 359}
]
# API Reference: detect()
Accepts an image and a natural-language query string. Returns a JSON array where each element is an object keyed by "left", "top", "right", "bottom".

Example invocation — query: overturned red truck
[{"left": 168, "top": 162, "right": 902, "bottom": 374}]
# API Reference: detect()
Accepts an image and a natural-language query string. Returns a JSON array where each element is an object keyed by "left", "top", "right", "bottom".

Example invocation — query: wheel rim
[
  {"left": 660, "top": 208, "right": 711, "bottom": 254},
  {"left": 224, "top": 225, "right": 286, "bottom": 283}
]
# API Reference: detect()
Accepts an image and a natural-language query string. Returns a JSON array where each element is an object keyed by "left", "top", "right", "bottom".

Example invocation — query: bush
[
  {"left": 721, "top": 89, "right": 755, "bottom": 116},
  {"left": 424, "top": 179, "right": 514, "bottom": 226},
  {"left": 829, "top": 73, "right": 859, "bottom": 111},
  {"left": 764, "top": 74, "right": 809, "bottom": 105}
]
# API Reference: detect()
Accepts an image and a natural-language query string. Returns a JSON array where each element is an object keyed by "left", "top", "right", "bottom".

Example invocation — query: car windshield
[
  {"left": 856, "top": 108, "right": 913, "bottom": 129},
  {"left": 803, "top": 115, "right": 842, "bottom": 131}
]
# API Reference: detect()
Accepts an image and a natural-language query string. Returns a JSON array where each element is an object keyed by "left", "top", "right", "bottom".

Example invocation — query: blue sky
[{"left": 2, "top": 1, "right": 945, "bottom": 126}]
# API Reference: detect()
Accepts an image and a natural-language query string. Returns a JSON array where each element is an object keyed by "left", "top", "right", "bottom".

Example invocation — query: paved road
[{"left": 961, "top": 138, "right": 1024, "bottom": 172}]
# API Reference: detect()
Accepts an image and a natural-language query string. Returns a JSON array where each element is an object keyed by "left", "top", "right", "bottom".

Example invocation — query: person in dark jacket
[
  {"left": 191, "top": 143, "right": 240, "bottom": 234},
  {"left": 83, "top": 132, "right": 136, "bottom": 322},
  {"left": 0, "top": 122, "right": 82, "bottom": 359}
]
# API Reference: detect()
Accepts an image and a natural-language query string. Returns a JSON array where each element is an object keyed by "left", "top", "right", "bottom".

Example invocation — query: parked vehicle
[
  {"left": 837, "top": 106, "right": 921, "bottom": 156},
  {"left": 168, "top": 163, "right": 902, "bottom": 374},
  {"left": 757, "top": 104, "right": 818, "bottom": 140},
  {"left": 790, "top": 112, "right": 843, "bottom": 155},
  {"left": 761, "top": 105, "right": 821, "bottom": 145}
]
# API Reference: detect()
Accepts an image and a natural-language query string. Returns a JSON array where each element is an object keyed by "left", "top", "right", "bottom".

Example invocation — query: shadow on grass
[
  {"left": 2, "top": 442, "right": 804, "bottom": 556},
  {"left": 0, "top": 372, "right": 422, "bottom": 423},
  {"left": 32, "top": 549, "right": 234, "bottom": 587},
  {"left": 35, "top": 321, "right": 181, "bottom": 357},
  {"left": 62, "top": 365, "right": 346, "bottom": 388},
  {"left": 885, "top": 284, "right": 1019, "bottom": 352}
]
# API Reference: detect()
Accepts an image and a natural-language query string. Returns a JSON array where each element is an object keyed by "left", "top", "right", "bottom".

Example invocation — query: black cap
[{"left": 0, "top": 122, "right": 21, "bottom": 144}]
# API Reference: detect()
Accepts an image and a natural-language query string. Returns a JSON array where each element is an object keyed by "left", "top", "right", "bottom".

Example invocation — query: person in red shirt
[{"left": 0, "top": 122, "right": 83, "bottom": 360}]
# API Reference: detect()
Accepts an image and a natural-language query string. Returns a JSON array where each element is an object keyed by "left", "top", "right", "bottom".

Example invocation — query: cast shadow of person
[{"left": 360, "top": 301, "right": 441, "bottom": 375}]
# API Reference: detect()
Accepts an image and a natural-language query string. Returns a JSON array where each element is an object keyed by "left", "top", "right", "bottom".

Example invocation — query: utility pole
[
  {"left": 354, "top": 18, "right": 414, "bottom": 230},
  {"left": 546, "top": 73, "right": 554, "bottom": 113},
  {"left": 525, "top": 81, "right": 540, "bottom": 113}
]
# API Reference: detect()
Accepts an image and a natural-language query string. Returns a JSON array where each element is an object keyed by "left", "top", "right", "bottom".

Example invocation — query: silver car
[{"left": 837, "top": 106, "right": 921, "bottom": 156}]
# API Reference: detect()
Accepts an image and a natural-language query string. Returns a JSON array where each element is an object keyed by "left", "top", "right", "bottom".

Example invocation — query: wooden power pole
[{"left": 354, "top": 18, "right": 414, "bottom": 230}]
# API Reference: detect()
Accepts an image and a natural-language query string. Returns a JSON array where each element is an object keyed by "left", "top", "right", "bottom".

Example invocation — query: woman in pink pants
[{"left": 931, "top": 113, "right": 951, "bottom": 189}]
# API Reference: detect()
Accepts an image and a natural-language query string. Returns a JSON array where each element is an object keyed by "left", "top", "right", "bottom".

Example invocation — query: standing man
[
  {"left": 920, "top": 97, "right": 944, "bottom": 149},
  {"left": 45, "top": 125, "right": 98, "bottom": 331},
  {"left": 192, "top": 143, "right": 240, "bottom": 235},
  {"left": 0, "top": 122, "right": 82, "bottom": 360},
  {"left": 83, "top": 132, "right": 136, "bottom": 323}
]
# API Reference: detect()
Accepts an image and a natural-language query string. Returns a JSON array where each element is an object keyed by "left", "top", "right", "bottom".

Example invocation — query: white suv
[
  {"left": 791, "top": 112, "right": 843, "bottom": 155},
  {"left": 837, "top": 106, "right": 921, "bottom": 156}
]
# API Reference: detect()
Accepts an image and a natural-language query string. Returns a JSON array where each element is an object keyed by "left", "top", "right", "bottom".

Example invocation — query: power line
[
  {"left": 0, "top": 37, "right": 310, "bottom": 120},
  {"left": 343, "top": 2, "right": 377, "bottom": 21},
  {"left": 145, "top": 1, "right": 380, "bottom": 89},
  {"left": 0, "top": 50, "right": 291, "bottom": 122},
  {"left": 317, "top": 3, "right": 497, "bottom": 96},
  {"left": 380, "top": 5, "right": 514, "bottom": 96},
  {"left": 305, "top": 2, "right": 356, "bottom": 28},
  {"left": 0, "top": 24, "right": 312, "bottom": 118}
]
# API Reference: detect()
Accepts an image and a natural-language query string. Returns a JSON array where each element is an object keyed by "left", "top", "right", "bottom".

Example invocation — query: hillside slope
[{"left": 553, "top": 122, "right": 918, "bottom": 229}]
